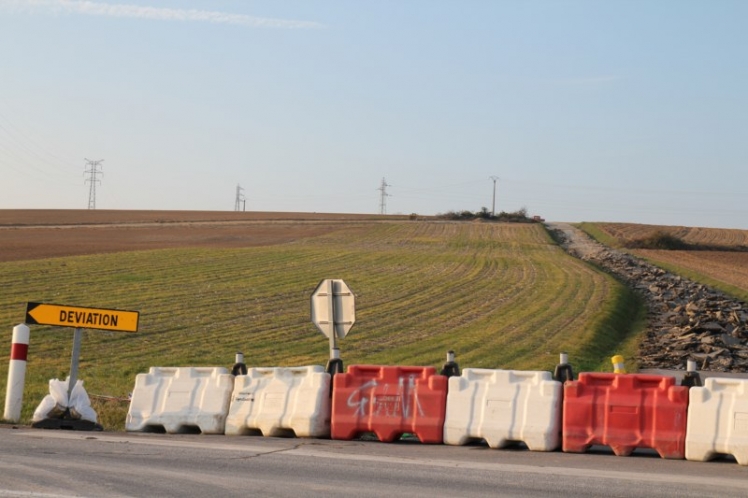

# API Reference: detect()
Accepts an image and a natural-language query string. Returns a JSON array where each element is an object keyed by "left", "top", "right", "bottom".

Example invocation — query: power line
[
  {"left": 0, "top": 101, "right": 80, "bottom": 172},
  {"left": 377, "top": 177, "right": 391, "bottom": 214},
  {"left": 84, "top": 159, "right": 103, "bottom": 210}
]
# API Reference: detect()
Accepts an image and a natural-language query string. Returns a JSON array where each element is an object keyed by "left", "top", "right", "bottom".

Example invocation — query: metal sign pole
[
  {"left": 67, "top": 327, "right": 83, "bottom": 403},
  {"left": 326, "top": 279, "right": 338, "bottom": 358}
]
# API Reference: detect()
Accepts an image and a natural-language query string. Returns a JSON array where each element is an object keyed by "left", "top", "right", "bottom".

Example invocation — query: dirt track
[
  {"left": 545, "top": 222, "right": 605, "bottom": 260},
  {"left": 0, "top": 210, "right": 404, "bottom": 262}
]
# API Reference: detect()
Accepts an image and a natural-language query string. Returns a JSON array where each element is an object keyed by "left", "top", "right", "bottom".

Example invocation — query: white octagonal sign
[{"left": 311, "top": 279, "right": 355, "bottom": 339}]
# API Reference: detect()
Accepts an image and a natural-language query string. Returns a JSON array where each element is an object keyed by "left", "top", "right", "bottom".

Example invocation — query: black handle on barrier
[
  {"left": 326, "top": 357, "right": 344, "bottom": 397},
  {"left": 681, "top": 360, "right": 702, "bottom": 387},
  {"left": 553, "top": 353, "right": 574, "bottom": 383},
  {"left": 231, "top": 352, "right": 248, "bottom": 376},
  {"left": 440, "top": 350, "right": 460, "bottom": 378}
]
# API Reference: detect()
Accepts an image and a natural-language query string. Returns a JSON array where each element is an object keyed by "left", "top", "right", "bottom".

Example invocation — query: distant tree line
[{"left": 436, "top": 207, "right": 539, "bottom": 223}]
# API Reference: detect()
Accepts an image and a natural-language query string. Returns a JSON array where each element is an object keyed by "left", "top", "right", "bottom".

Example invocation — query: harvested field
[
  {"left": 583, "top": 222, "right": 748, "bottom": 300},
  {"left": 0, "top": 210, "right": 404, "bottom": 262},
  {"left": 0, "top": 209, "right": 402, "bottom": 227},
  {"left": 636, "top": 249, "right": 748, "bottom": 300},
  {"left": 0, "top": 221, "right": 353, "bottom": 262},
  {"left": 0, "top": 210, "right": 641, "bottom": 426},
  {"left": 593, "top": 222, "right": 748, "bottom": 249}
]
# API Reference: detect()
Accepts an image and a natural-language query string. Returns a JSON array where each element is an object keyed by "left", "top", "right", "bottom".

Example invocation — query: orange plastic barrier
[
  {"left": 563, "top": 373, "right": 688, "bottom": 459},
  {"left": 331, "top": 365, "right": 447, "bottom": 443}
]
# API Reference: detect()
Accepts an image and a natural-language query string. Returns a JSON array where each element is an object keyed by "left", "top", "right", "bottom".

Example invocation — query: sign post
[
  {"left": 24, "top": 302, "right": 140, "bottom": 429},
  {"left": 311, "top": 279, "right": 355, "bottom": 361},
  {"left": 67, "top": 328, "right": 83, "bottom": 402}
]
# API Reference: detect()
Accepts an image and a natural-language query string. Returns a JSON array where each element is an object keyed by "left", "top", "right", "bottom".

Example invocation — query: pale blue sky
[{"left": 1, "top": 1, "right": 746, "bottom": 228}]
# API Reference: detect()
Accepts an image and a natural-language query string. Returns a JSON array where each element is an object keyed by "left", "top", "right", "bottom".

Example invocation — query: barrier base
[{"left": 32, "top": 418, "right": 103, "bottom": 431}]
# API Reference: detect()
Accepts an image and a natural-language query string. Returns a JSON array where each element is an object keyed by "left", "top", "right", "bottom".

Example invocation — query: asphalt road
[{"left": 1, "top": 428, "right": 746, "bottom": 498}]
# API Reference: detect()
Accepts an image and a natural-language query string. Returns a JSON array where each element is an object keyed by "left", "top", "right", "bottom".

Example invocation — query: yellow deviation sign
[{"left": 25, "top": 302, "right": 139, "bottom": 333}]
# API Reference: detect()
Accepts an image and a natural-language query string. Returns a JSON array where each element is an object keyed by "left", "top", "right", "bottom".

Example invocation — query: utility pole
[
  {"left": 489, "top": 176, "right": 499, "bottom": 217},
  {"left": 377, "top": 177, "right": 391, "bottom": 214},
  {"left": 84, "top": 159, "right": 104, "bottom": 210},
  {"left": 234, "top": 184, "right": 245, "bottom": 211}
]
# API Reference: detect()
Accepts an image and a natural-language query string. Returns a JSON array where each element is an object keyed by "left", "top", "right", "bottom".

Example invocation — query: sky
[{"left": 0, "top": 0, "right": 746, "bottom": 228}]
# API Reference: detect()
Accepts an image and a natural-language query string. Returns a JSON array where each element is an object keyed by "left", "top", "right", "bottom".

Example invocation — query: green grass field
[{"left": 0, "top": 220, "right": 644, "bottom": 428}]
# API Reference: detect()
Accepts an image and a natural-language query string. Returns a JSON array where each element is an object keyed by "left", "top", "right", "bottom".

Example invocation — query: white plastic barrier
[
  {"left": 126, "top": 367, "right": 234, "bottom": 434},
  {"left": 443, "top": 368, "right": 562, "bottom": 451},
  {"left": 686, "top": 377, "right": 748, "bottom": 465},
  {"left": 225, "top": 365, "right": 330, "bottom": 438}
]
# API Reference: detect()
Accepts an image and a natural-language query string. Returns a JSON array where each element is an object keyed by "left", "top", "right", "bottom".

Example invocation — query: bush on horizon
[{"left": 437, "top": 207, "right": 536, "bottom": 223}]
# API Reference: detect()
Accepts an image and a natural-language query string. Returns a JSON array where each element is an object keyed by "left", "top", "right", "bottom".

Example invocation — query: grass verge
[{"left": 576, "top": 222, "right": 622, "bottom": 248}]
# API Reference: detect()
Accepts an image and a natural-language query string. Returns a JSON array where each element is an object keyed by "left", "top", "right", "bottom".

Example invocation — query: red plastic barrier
[
  {"left": 563, "top": 372, "right": 688, "bottom": 459},
  {"left": 331, "top": 365, "right": 447, "bottom": 443}
]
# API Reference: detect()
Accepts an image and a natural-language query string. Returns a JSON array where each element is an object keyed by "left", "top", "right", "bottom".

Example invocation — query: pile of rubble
[{"left": 552, "top": 225, "right": 748, "bottom": 372}]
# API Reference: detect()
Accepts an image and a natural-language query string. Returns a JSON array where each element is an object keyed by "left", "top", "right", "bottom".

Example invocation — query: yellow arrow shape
[{"left": 25, "top": 302, "right": 139, "bottom": 333}]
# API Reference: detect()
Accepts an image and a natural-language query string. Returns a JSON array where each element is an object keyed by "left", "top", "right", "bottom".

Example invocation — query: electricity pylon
[
  {"left": 378, "top": 178, "right": 392, "bottom": 214},
  {"left": 84, "top": 159, "right": 104, "bottom": 210}
]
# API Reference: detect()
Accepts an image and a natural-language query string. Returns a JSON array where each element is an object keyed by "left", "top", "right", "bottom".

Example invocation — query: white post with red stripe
[{"left": 4, "top": 324, "right": 30, "bottom": 422}]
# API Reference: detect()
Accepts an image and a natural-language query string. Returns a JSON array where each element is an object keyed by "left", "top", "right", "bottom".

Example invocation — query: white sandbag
[
  {"left": 32, "top": 378, "right": 98, "bottom": 423},
  {"left": 69, "top": 380, "right": 98, "bottom": 423},
  {"left": 32, "top": 394, "right": 60, "bottom": 422}
]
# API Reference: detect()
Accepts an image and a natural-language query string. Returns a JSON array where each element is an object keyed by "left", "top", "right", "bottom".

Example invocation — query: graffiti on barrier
[{"left": 346, "top": 375, "right": 424, "bottom": 418}]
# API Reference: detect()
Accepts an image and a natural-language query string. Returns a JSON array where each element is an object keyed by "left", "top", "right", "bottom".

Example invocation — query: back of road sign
[{"left": 310, "top": 279, "right": 355, "bottom": 339}]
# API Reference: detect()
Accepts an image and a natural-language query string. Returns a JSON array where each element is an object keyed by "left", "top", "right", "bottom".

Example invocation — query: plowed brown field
[
  {"left": 636, "top": 250, "right": 748, "bottom": 295},
  {"left": 594, "top": 222, "right": 748, "bottom": 248},
  {"left": 589, "top": 222, "right": 748, "bottom": 299},
  {"left": 0, "top": 209, "right": 405, "bottom": 262}
]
